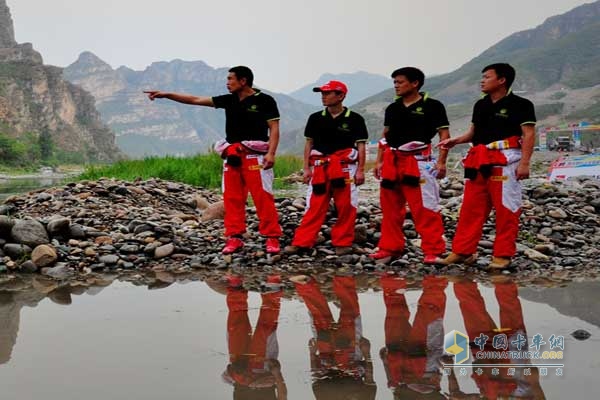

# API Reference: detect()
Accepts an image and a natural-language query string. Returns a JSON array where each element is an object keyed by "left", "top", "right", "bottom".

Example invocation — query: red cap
[{"left": 312, "top": 80, "right": 348, "bottom": 94}]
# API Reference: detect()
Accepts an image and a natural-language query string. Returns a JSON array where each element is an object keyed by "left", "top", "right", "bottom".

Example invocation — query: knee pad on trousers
[
  {"left": 312, "top": 183, "right": 327, "bottom": 195},
  {"left": 381, "top": 179, "right": 396, "bottom": 189},
  {"left": 226, "top": 155, "right": 242, "bottom": 167},
  {"left": 464, "top": 168, "right": 477, "bottom": 180},
  {"left": 330, "top": 178, "right": 346, "bottom": 188},
  {"left": 402, "top": 175, "right": 420, "bottom": 187}
]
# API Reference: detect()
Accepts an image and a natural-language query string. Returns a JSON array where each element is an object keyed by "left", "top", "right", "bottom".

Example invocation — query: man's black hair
[
  {"left": 391, "top": 67, "right": 425, "bottom": 90},
  {"left": 229, "top": 66, "right": 254, "bottom": 87},
  {"left": 482, "top": 63, "right": 516, "bottom": 89}
]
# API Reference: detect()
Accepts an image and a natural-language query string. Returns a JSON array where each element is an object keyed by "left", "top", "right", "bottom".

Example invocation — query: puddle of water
[{"left": 0, "top": 274, "right": 597, "bottom": 399}]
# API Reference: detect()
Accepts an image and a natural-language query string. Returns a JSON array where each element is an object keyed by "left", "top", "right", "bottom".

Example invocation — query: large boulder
[{"left": 11, "top": 219, "right": 49, "bottom": 247}]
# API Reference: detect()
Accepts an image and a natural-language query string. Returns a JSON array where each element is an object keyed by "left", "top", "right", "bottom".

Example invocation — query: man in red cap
[
  {"left": 144, "top": 66, "right": 283, "bottom": 255},
  {"left": 285, "top": 80, "right": 368, "bottom": 256},
  {"left": 371, "top": 67, "right": 450, "bottom": 264}
]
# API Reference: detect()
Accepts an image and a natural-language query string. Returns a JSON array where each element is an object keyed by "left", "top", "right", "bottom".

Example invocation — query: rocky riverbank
[{"left": 0, "top": 172, "right": 598, "bottom": 282}]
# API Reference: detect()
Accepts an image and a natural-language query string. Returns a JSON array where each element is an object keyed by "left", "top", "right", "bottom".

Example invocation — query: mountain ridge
[
  {"left": 288, "top": 71, "right": 390, "bottom": 107},
  {"left": 64, "top": 53, "right": 317, "bottom": 157}
]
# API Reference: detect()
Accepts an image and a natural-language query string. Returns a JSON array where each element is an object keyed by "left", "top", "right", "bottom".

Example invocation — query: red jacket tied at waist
[
  {"left": 310, "top": 148, "right": 358, "bottom": 194},
  {"left": 463, "top": 136, "right": 521, "bottom": 179},
  {"left": 215, "top": 140, "right": 270, "bottom": 168},
  {"left": 380, "top": 148, "right": 421, "bottom": 188},
  {"left": 221, "top": 143, "right": 245, "bottom": 167}
]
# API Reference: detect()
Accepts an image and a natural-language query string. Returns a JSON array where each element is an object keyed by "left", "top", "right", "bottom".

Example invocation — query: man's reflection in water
[
  {"left": 0, "top": 289, "right": 46, "bottom": 365},
  {"left": 215, "top": 275, "right": 287, "bottom": 400},
  {"left": 380, "top": 274, "right": 448, "bottom": 399},
  {"left": 0, "top": 292, "right": 19, "bottom": 365},
  {"left": 448, "top": 277, "right": 546, "bottom": 400},
  {"left": 291, "top": 274, "right": 376, "bottom": 400}
]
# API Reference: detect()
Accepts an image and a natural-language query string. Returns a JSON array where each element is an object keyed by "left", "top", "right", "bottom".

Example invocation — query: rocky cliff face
[
  {"left": 0, "top": 0, "right": 122, "bottom": 162},
  {"left": 64, "top": 53, "right": 316, "bottom": 157}
]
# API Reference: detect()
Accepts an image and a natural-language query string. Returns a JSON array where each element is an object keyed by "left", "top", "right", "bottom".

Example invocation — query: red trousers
[
  {"left": 453, "top": 280, "right": 525, "bottom": 346},
  {"left": 377, "top": 159, "right": 445, "bottom": 255},
  {"left": 292, "top": 163, "right": 357, "bottom": 247},
  {"left": 454, "top": 280, "right": 534, "bottom": 399},
  {"left": 222, "top": 153, "right": 282, "bottom": 238},
  {"left": 381, "top": 275, "right": 447, "bottom": 387},
  {"left": 226, "top": 288, "right": 282, "bottom": 384},
  {"left": 294, "top": 276, "right": 362, "bottom": 373},
  {"left": 452, "top": 164, "right": 521, "bottom": 257}
]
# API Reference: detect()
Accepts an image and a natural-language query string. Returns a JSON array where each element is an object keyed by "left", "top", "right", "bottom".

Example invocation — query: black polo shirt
[
  {"left": 471, "top": 92, "right": 536, "bottom": 145},
  {"left": 304, "top": 107, "right": 369, "bottom": 155},
  {"left": 212, "top": 90, "right": 280, "bottom": 143},
  {"left": 384, "top": 93, "right": 449, "bottom": 148}
]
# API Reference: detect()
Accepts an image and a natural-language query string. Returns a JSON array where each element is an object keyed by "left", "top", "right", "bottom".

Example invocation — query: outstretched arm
[
  {"left": 143, "top": 91, "right": 214, "bottom": 107},
  {"left": 438, "top": 124, "right": 474, "bottom": 150}
]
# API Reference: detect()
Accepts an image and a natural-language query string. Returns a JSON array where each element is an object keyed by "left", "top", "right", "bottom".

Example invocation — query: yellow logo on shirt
[
  {"left": 496, "top": 108, "right": 509, "bottom": 118},
  {"left": 338, "top": 123, "right": 351, "bottom": 132},
  {"left": 412, "top": 107, "right": 425, "bottom": 115}
]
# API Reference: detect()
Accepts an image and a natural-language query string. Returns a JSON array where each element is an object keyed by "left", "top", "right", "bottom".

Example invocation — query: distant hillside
[
  {"left": 354, "top": 0, "right": 600, "bottom": 140},
  {"left": 0, "top": 0, "right": 122, "bottom": 164},
  {"left": 64, "top": 53, "right": 317, "bottom": 157},
  {"left": 289, "top": 71, "right": 390, "bottom": 107}
]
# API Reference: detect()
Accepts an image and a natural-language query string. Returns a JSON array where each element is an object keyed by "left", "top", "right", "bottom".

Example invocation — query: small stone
[
  {"left": 154, "top": 243, "right": 175, "bottom": 259},
  {"left": 548, "top": 209, "right": 567, "bottom": 219},
  {"left": 3, "top": 243, "right": 32, "bottom": 259},
  {"left": 571, "top": 329, "right": 591, "bottom": 341},
  {"left": 47, "top": 216, "right": 71, "bottom": 235},
  {"left": 523, "top": 248, "right": 550, "bottom": 262},
  {"left": 20, "top": 260, "right": 38, "bottom": 273},
  {"left": 95, "top": 236, "right": 113, "bottom": 245},
  {"left": 99, "top": 254, "right": 120, "bottom": 265},
  {"left": 69, "top": 224, "right": 86, "bottom": 239},
  {"left": 31, "top": 244, "right": 58, "bottom": 267},
  {"left": 42, "top": 263, "right": 74, "bottom": 279}
]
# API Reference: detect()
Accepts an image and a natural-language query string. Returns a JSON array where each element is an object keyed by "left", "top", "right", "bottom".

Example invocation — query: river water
[
  {"left": 0, "top": 272, "right": 597, "bottom": 399},
  {"left": 0, "top": 176, "right": 67, "bottom": 202}
]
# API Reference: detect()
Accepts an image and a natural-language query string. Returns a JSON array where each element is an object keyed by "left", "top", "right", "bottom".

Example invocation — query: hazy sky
[{"left": 8, "top": 0, "right": 592, "bottom": 93}]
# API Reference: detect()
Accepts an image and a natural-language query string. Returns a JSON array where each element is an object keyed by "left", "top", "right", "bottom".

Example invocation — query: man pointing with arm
[{"left": 145, "top": 65, "right": 283, "bottom": 255}]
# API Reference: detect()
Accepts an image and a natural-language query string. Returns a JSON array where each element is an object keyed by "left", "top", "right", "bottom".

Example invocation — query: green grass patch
[{"left": 78, "top": 153, "right": 303, "bottom": 189}]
